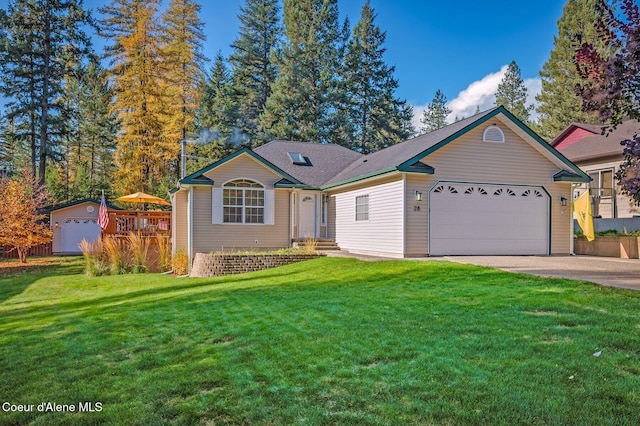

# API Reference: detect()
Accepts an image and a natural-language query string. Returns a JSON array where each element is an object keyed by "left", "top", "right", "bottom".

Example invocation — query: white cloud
[
  {"left": 446, "top": 65, "right": 507, "bottom": 122},
  {"left": 411, "top": 65, "right": 543, "bottom": 128}
]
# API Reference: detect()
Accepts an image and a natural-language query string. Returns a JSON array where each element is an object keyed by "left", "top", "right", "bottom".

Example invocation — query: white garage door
[
  {"left": 61, "top": 218, "right": 101, "bottom": 253},
  {"left": 429, "top": 182, "right": 550, "bottom": 256}
]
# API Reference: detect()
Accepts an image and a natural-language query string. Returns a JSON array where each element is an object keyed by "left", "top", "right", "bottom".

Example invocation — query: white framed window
[
  {"left": 212, "top": 179, "right": 274, "bottom": 225},
  {"left": 321, "top": 194, "right": 328, "bottom": 226},
  {"left": 223, "top": 179, "right": 264, "bottom": 223},
  {"left": 588, "top": 169, "right": 614, "bottom": 197},
  {"left": 355, "top": 195, "right": 369, "bottom": 221}
]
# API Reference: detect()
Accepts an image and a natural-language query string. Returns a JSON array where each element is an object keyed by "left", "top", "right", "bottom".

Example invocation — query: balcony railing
[{"left": 101, "top": 210, "right": 171, "bottom": 239}]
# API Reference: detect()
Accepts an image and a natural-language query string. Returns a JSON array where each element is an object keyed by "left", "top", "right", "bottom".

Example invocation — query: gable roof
[
  {"left": 174, "top": 106, "right": 590, "bottom": 192},
  {"left": 550, "top": 122, "right": 602, "bottom": 146},
  {"left": 322, "top": 106, "right": 590, "bottom": 188},
  {"left": 179, "top": 147, "right": 305, "bottom": 187},
  {"left": 47, "top": 197, "right": 121, "bottom": 213},
  {"left": 555, "top": 120, "right": 640, "bottom": 162},
  {"left": 254, "top": 140, "right": 363, "bottom": 188}
]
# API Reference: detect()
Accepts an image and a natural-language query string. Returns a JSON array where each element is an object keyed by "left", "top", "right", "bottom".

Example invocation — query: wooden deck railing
[{"left": 102, "top": 210, "right": 171, "bottom": 239}]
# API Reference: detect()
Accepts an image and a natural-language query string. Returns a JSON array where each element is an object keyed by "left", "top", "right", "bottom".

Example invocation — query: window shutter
[
  {"left": 265, "top": 190, "right": 275, "bottom": 225},
  {"left": 212, "top": 188, "right": 223, "bottom": 224}
]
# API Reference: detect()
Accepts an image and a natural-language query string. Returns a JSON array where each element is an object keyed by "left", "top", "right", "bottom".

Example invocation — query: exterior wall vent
[{"left": 482, "top": 125, "right": 505, "bottom": 143}]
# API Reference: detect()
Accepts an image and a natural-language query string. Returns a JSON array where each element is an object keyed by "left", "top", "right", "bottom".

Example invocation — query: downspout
[
  {"left": 188, "top": 186, "right": 194, "bottom": 271},
  {"left": 402, "top": 173, "right": 407, "bottom": 257},
  {"left": 570, "top": 184, "right": 575, "bottom": 255}
]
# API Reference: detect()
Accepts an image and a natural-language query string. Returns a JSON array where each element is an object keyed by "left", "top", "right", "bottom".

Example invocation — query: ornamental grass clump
[
  {"left": 302, "top": 233, "right": 318, "bottom": 254},
  {"left": 156, "top": 236, "right": 172, "bottom": 272},
  {"left": 79, "top": 238, "right": 108, "bottom": 277},
  {"left": 128, "top": 232, "right": 149, "bottom": 273},
  {"left": 103, "top": 236, "right": 130, "bottom": 275}
]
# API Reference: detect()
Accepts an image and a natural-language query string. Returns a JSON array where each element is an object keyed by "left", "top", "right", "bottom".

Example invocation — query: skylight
[{"left": 288, "top": 152, "right": 309, "bottom": 166}]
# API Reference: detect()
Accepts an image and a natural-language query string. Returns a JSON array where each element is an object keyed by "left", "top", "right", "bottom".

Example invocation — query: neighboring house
[
  {"left": 551, "top": 120, "right": 640, "bottom": 218},
  {"left": 171, "top": 106, "right": 589, "bottom": 262},
  {"left": 49, "top": 198, "right": 119, "bottom": 254}
]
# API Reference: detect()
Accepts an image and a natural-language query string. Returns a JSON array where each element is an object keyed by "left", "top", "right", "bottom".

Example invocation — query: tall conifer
[
  {"left": 420, "top": 90, "right": 451, "bottom": 134},
  {"left": 0, "top": 0, "right": 93, "bottom": 186},
  {"left": 494, "top": 60, "right": 533, "bottom": 123},
  {"left": 342, "top": 1, "right": 413, "bottom": 153},
  {"left": 260, "top": 0, "right": 342, "bottom": 143},
  {"left": 99, "top": 0, "right": 167, "bottom": 195},
  {"left": 535, "top": 0, "right": 610, "bottom": 140},
  {"left": 229, "top": 0, "right": 280, "bottom": 143}
]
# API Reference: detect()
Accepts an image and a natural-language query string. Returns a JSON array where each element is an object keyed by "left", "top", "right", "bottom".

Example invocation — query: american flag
[{"left": 98, "top": 191, "right": 109, "bottom": 230}]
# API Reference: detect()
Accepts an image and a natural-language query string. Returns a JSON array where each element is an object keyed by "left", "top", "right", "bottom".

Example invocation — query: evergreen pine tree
[
  {"left": 229, "top": 0, "right": 280, "bottom": 143},
  {"left": 494, "top": 60, "right": 533, "bottom": 123},
  {"left": 0, "top": 0, "right": 93, "bottom": 186},
  {"left": 161, "top": 0, "right": 207, "bottom": 176},
  {"left": 535, "top": 0, "right": 609, "bottom": 140},
  {"left": 193, "top": 52, "right": 240, "bottom": 173},
  {"left": 342, "top": 1, "right": 413, "bottom": 153},
  {"left": 260, "top": 0, "right": 342, "bottom": 144},
  {"left": 419, "top": 90, "right": 451, "bottom": 134}
]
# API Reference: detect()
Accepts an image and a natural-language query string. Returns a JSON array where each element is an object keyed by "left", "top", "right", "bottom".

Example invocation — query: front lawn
[{"left": 0, "top": 257, "right": 639, "bottom": 425}]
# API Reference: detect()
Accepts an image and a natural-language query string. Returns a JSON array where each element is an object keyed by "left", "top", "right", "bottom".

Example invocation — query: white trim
[
  {"left": 482, "top": 125, "right": 505, "bottom": 143},
  {"left": 188, "top": 186, "right": 194, "bottom": 269}
]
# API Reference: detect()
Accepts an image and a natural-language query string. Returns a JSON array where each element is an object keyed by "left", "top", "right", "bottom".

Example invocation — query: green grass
[{"left": 1, "top": 257, "right": 639, "bottom": 425}]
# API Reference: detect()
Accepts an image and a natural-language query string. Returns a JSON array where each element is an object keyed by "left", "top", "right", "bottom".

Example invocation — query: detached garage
[{"left": 50, "top": 198, "right": 118, "bottom": 254}]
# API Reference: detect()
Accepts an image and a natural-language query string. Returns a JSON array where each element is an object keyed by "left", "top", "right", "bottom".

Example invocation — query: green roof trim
[
  {"left": 179, "top": 147, "right": 304, "bottom": 186},
  {"left": 398, "top": 106, "right": 590, "bottom": 182},
  {"left": 398, "top": 161, "right": 435, "bottom": 174},
  {"left": 553, "top": 170, "right": 592, "bottom": 183},
  {"left": 320, "top": 167, "right": 399, "bottom": 189}
]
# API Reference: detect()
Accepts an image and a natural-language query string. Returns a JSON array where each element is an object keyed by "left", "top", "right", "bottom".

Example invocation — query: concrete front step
[{"left": 293, "top": 239, "right": 340, "bottom": 251}]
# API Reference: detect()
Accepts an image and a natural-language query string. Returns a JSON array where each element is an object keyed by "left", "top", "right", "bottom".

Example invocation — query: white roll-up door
[{"left": 429, "top": 182, "right": 550, "bottom": 255}]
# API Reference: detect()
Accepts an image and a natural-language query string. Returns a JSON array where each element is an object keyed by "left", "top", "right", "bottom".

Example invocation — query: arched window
[
  {"left": 482, "top": 125, "right": 505, "bottom": 143},
  {"left": 223, "top": 179, "right": 265, "bottom": 223}
]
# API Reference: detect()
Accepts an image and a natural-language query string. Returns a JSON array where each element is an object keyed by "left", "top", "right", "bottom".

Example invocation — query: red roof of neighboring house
[{"left": 553, "top": 120, "right": 640, "bottom": 162}]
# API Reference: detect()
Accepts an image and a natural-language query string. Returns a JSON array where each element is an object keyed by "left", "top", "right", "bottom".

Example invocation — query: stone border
[{"left": 190, "top": 252, "right": 324, "bottom": 277}]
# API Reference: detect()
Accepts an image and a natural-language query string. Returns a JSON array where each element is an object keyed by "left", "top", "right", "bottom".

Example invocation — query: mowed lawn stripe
[{"left": 0, "top": 257, "right": 639, "bottom": 425}]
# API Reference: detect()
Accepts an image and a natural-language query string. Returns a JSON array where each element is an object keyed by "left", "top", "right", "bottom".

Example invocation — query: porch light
[
  {"left": 559, "top": 196, "right": 568, "bottom": 207},
  {"left": 414, "top": 190, "right": 423, "bottom": 201}
]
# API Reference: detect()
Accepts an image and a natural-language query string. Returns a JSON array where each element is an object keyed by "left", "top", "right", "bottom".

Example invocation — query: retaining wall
[{"left": 190, "top": 252, "right": 324, "bottom": 277}]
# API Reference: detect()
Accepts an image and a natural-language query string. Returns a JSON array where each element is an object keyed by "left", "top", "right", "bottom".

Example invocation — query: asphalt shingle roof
[
  {"left": 254, "top": 140, "right": 363, "bottom": 187},
  {"left": 557, "top": 120, "right": 640, "bottom": 162},
  {"left": 323, "top": 108, "right": 498, "bottom": 186}
]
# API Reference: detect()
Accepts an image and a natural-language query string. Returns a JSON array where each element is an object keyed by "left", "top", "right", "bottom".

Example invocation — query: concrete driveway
[{"left": 447, "top": 255, "right": 640, "bottom": 290}]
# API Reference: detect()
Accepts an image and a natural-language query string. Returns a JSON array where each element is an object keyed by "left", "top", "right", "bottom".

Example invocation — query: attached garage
[{"left": 429, "top": 182, "right": 550, "bottom": 256}]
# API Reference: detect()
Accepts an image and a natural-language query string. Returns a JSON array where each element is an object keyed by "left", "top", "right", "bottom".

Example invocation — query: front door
[{"left": 298, "top": 193, "right": 317, "bottom": 238}]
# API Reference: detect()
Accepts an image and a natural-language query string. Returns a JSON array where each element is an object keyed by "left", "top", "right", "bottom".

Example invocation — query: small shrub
[
  {"left": 173, "top": 247, "right": 189, "bottom": 276},
  {"left": 79, "top": 238, "right": 106, "bottom": 277},
  {"left": 128, "top": 232, "right": 149, "bottom": 273}
]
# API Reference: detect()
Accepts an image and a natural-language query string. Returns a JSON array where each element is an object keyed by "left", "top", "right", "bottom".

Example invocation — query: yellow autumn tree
[
  {"left": 160, "top": 0, "right": 207, "bottom": 152},
  {"left": 0, "top": 169, "right": 52, "bottom": 263},
  {"left": 99, "top": 0, "right": 170, "bottom": 195}
]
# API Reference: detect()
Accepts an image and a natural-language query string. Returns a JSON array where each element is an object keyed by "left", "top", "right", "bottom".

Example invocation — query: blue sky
[
  {"left": 3, "top": 0, "right": 569, "bottom": 124},
  {"left": 203, "top": 0, "right": 568, "bottom": 124}
]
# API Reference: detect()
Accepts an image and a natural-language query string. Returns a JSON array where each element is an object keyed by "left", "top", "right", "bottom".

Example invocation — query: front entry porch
[
  {"left": 292, "top": 238, "right": 340, "bottom": 251},
  {"left": 291, "top": 190, "right": 328, "bottom": 239}
]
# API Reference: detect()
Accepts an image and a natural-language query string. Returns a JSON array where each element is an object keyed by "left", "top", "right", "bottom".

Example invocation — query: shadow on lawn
[{"left": 0, "top": 258, "right": 84, "bottom": 304}]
